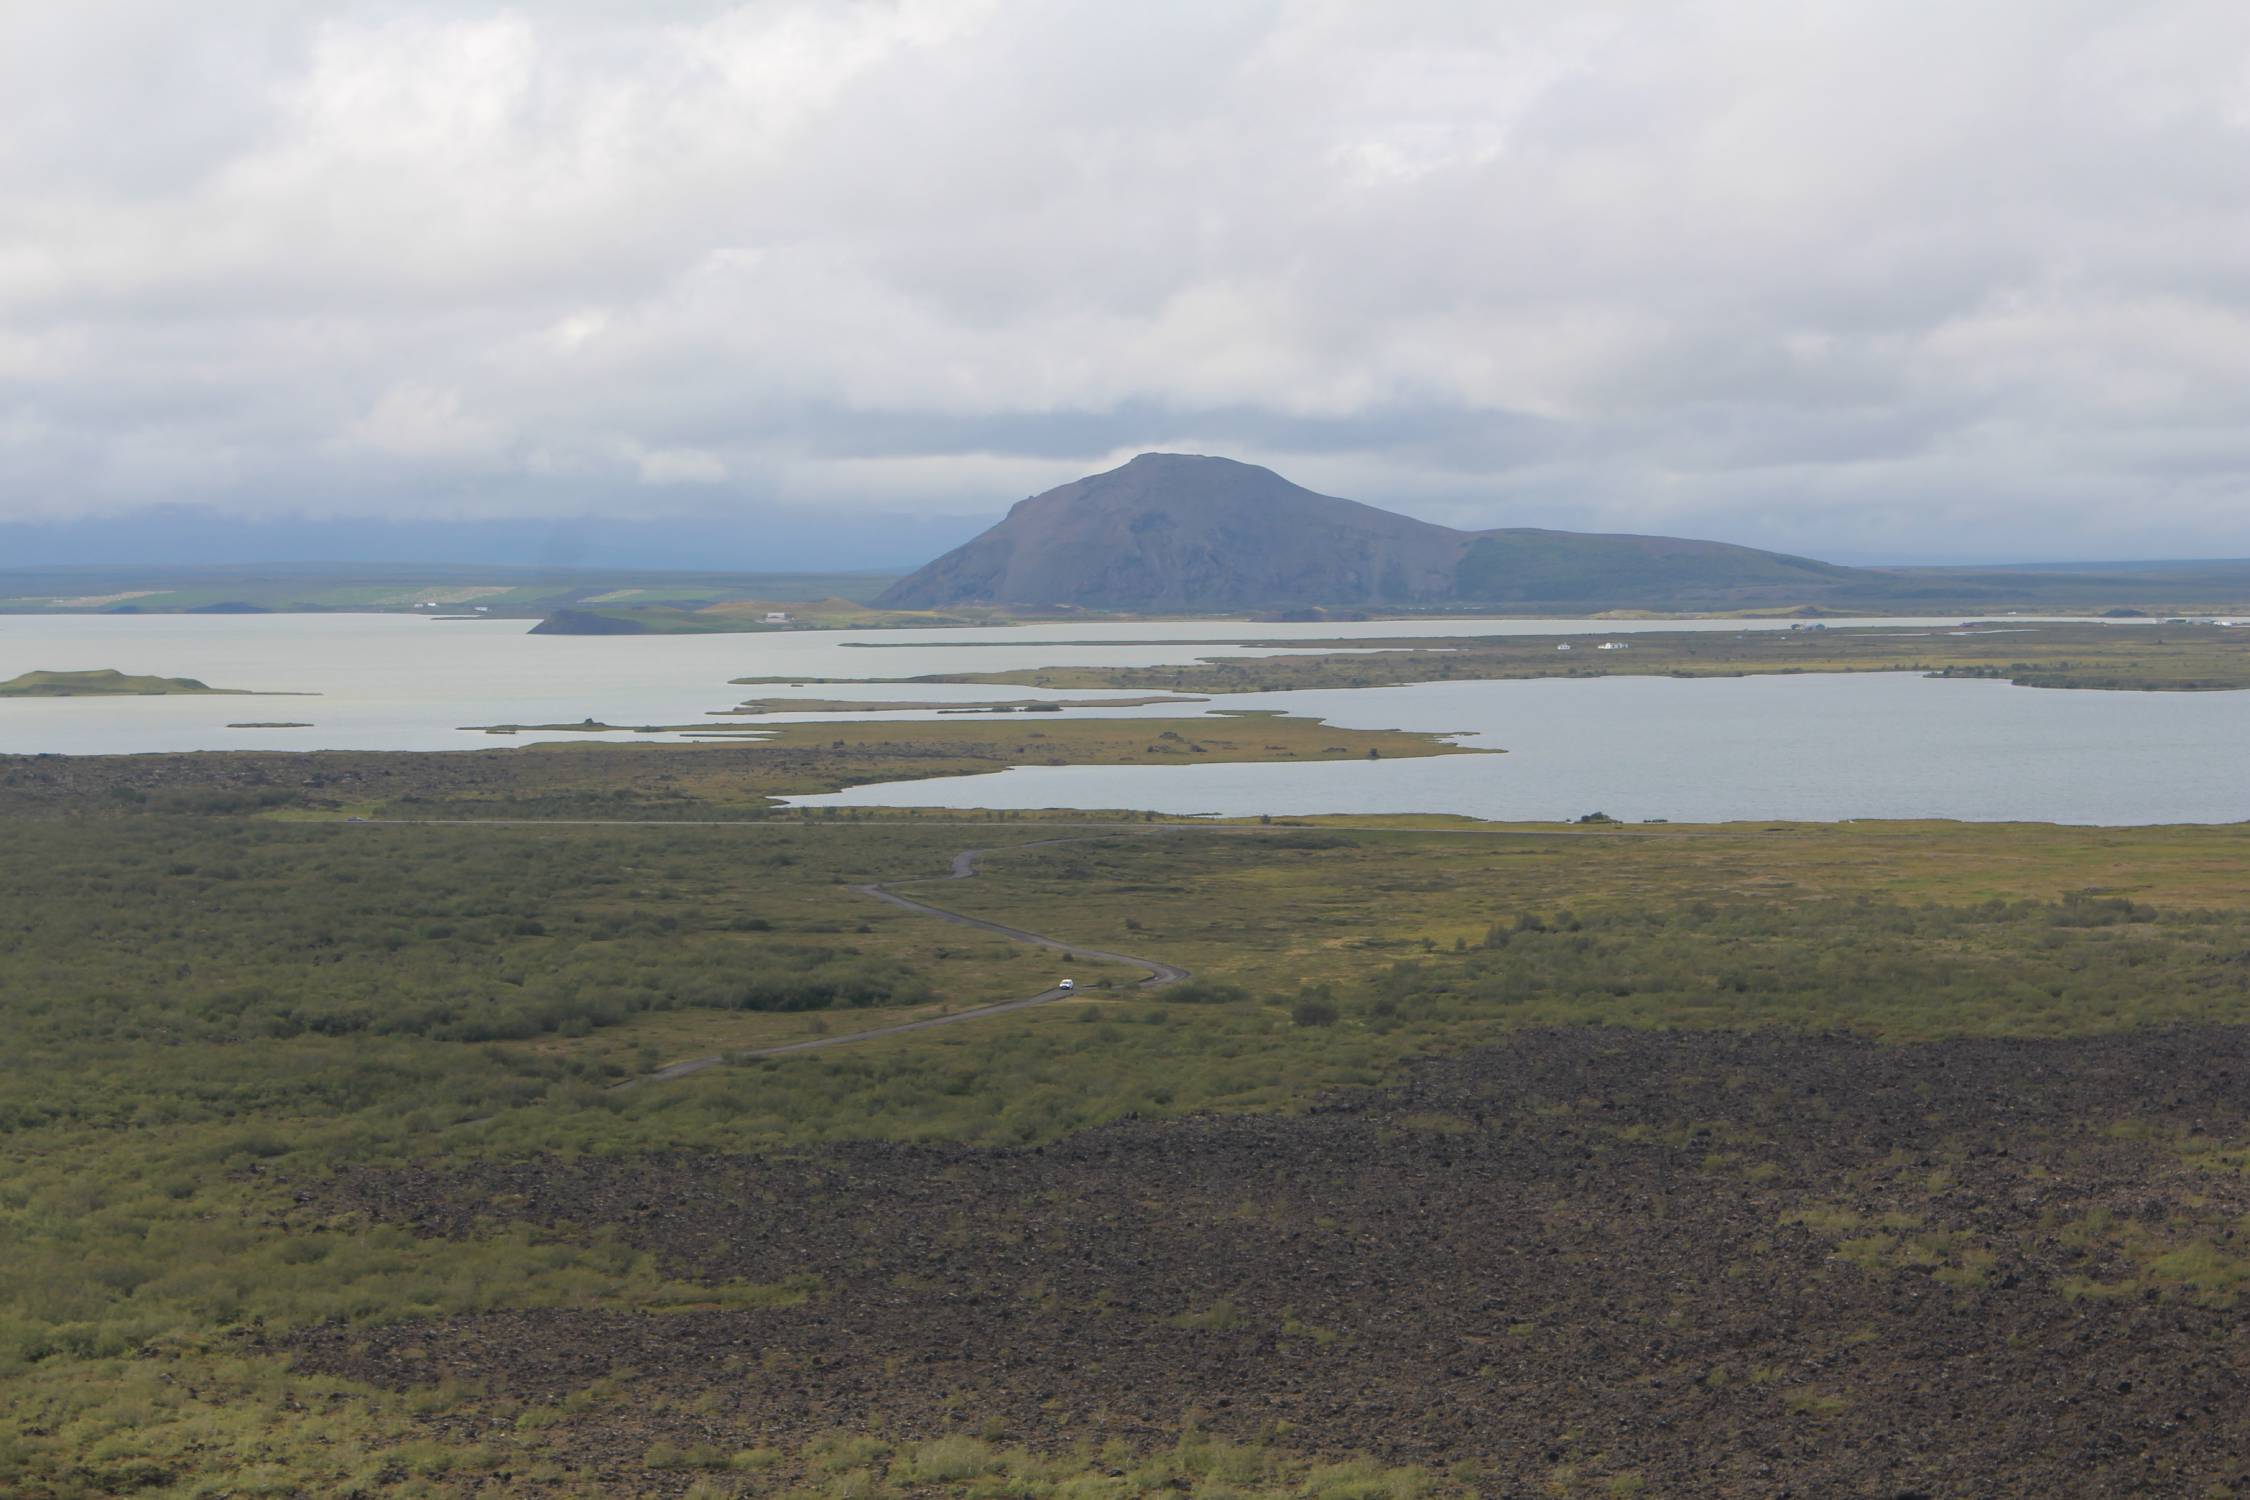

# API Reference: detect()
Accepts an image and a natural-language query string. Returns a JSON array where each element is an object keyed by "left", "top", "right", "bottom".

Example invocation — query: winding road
[{"left": 641, "top": 834, "right": 1190, "bottom": 1081}]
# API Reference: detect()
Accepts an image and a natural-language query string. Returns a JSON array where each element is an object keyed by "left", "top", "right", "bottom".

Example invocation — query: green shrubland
[{"left": 8, "top": 800, "right": 2250, "bottom": 1494}]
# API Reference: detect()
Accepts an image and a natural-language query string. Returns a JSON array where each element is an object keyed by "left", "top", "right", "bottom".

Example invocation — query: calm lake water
[
  {"left": 2, "top": 613, "right": 2235, "bottom": 824},
  {"left": 0, "top": 611, "right": 2032, "bottom": 755},
  {"left": 791, "top": 672, "right": 2250, "bottom": 825}
]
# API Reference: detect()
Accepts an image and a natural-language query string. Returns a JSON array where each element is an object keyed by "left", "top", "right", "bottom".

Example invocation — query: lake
[
  {"left": 0, "top": 611, "right": 2034, "bottom": 755},
  {"left": 791, "top": 672, "right": 2250, "bottom": 825},
  {"left": 2, "top": 613, "right": 2238, "bottom": 825}
]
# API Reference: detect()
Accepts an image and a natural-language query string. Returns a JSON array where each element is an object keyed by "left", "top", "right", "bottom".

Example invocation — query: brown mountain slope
[{"left": 875, "top": 453, "right": 1873, "bottom": 611}]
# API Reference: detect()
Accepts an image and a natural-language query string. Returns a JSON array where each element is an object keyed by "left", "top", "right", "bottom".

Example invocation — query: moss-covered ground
[
  {"left": 833, "top": 620, "right": 2250, "bottom": 693},
  {"left": 7, "top": 750, "right": 2250, "bottom": 1494}
]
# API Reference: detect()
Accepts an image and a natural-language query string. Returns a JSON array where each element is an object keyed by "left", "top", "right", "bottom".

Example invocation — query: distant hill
[
  {"left": 0, "top": 565, "right": 904, "bottom": 617},
  {"left": 878, "top": 454, "right": 1878, "bottom": 612},
  {"left": 1453, "top": 529, "right": 1864, "bottom": 608}
]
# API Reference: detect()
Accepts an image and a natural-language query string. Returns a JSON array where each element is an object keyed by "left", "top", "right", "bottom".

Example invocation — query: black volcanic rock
[{"left": 877, "top": 453, "right": 1878, "bottom": 611}]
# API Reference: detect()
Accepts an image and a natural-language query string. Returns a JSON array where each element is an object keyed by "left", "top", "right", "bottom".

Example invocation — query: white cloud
[
  {"left": 345, "top": 383, "right": 508, "bottom": 461},
  {"left": 4, "top": 0, "right": 2250, "bottom": 560}
]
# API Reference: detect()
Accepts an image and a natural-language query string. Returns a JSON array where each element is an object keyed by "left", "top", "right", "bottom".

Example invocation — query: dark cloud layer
[{"left": 6, "top": 1, "right": 2250, "bottom": 564}]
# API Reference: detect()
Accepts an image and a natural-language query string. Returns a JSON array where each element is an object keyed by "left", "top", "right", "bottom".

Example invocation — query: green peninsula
[{"left": 0, "top": 668, "right": 253, "bottom": 697}]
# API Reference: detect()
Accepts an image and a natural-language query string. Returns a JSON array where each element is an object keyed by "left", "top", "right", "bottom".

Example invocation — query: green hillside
[{"left": 1454, "top": 528, "right": 1862, "bottom": 607}]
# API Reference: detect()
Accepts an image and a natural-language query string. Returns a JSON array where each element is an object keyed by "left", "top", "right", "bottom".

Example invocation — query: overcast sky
[{"left": 7, "top": 1, "right": 2250, "bottom": 567}]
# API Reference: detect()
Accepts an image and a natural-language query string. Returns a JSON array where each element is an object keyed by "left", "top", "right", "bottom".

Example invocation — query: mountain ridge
[{"left": 876, "top": 453, "right": 1885, "bottom": 612}]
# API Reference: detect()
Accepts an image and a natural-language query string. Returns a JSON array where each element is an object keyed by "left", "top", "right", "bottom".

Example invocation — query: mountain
[{"left": 876, "top": 453, "right": 1876, "bottom": 612}]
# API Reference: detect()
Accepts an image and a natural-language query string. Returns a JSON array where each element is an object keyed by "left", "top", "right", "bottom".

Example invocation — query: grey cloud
[{"left": 5, "top": 0, "right": 2250, "bottom": 562}]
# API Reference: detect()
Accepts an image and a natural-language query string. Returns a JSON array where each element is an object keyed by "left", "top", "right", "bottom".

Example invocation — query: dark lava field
[{"left": 286, "top": 1028, "right": 2250, "bottom": 1497}]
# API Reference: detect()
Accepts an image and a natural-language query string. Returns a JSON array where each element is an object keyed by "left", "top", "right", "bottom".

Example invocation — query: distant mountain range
[
  {"left": 9, "top": 459, "right": 2249, "bottom": 624},
  {"left": 878, "top": 453, "right": 2250, "bottom": 614},
  {"left": 0, "top": 565, "right": 903, "bottom": 618}
]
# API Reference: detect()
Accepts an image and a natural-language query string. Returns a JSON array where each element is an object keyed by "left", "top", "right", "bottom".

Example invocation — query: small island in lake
[{"left": 0, "top": 668, "right": 256, "bottom": 697}]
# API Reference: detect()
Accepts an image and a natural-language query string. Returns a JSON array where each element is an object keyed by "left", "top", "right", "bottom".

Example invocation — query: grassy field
[
  {"left": 532, "top": 598, "right": 1011, "bottom": 634},
  {"left": 1, "top": 716, "right": 1473, "bottom": 828},
  {"left": 8, "top": 735, "right": 2250, "bottom": 1495},
  {"left": 718, "top": 694, "right": 1202, "bottom": 715},
  {"left": 460, "top": 713, "right": 1462, "bottom": 771},
  {"left": 918, "top": 819, "right": 2250, "bottom": 1027},
  {"left": 830, "top": 620, "right": 2250, "bottom": 693},
  {"left": 0, "top": 670, "right": 254, "bottom": 697}
]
